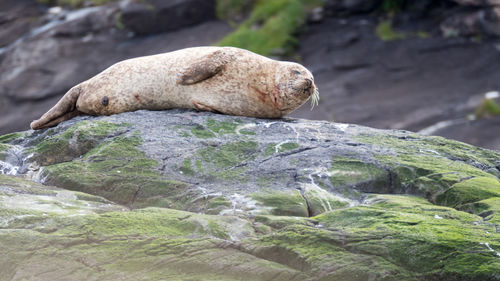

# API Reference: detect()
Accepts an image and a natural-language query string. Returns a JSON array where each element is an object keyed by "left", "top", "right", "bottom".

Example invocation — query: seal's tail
[{"left": 30, "top": 85, "right": 82, "bottom": 130}]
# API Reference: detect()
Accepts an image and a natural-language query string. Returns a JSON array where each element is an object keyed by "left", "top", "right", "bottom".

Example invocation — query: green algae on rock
[
  {"left": 329, "top": 156, "right": 389, "bottom": 191},
  {"left": 1, "top": 110, "right": 500, "bottom": 280},
  {"left": 264, "top": 142, "right": 300, "bottom": 156},
  {"left": 253, "top": 190, "right": 309, "bottom": 217},
  {"left": 42, "top": 134, "right": 190, "bottom": 209},
  {"left": 437, "top": 177, "right": 500, "bottom": 208},
  {"left": 29, "top": 121, "right": 129, "bottom": 166}
]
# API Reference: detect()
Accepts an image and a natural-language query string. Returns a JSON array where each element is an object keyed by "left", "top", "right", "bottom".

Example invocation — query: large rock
[
  {"left": 324, "top": 0, "right": 382, "bottom": 16},
  {"left": 119, "top": 0, "right": 216, "bottom": 35},
  {"left": 438, "top": 0, "right": 500, "bottom": 37},
  {"left": 1, "top": 110, "right": 499, "bottom": 280}
]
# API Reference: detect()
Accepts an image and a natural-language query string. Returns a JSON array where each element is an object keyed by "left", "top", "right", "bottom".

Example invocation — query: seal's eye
[
  {"left": 292, "top": 70, "right": 302, "bottom": 75},
  {"left": 101, "top": 96, "right": 109, "bottom": 106}
]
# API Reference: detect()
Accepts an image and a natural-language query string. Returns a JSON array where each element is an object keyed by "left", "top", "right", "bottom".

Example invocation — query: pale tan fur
[{"left": 30, "top": 47, "right": 318, "bottom": 130}]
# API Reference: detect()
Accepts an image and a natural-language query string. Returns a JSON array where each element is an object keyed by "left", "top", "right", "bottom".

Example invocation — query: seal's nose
[{"left": 305, "top": 78, "right": 313, "bottom": 89}]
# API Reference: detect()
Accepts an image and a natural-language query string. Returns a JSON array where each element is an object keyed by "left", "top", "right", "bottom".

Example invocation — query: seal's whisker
[{"left": 310, "top": 88, "right": 320, "bottom": 110}]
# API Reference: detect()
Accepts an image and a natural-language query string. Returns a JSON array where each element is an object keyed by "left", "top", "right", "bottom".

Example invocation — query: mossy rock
[
  {"left": 43, "top": 135, "right": 190, "bottom": 209},
  {"left": 29, "top": 121, "right": 129, "bottom": 166},
  {"left": 330, "top": 156, "right": 389, "bottom": 191},
  {"left": 253, "top": 190, "right": 309, "bottom": 217},
  {"left": 436, "top": 177, "right": 500, "bottom": 208},
  {"left": 1, "top": 110, "right": 500, "bottom": 280}
]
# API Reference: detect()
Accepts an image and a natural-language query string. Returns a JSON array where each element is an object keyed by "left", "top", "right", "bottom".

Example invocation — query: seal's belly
[{"left": 108, "top": 55, "right": 281, "bottom": 118}]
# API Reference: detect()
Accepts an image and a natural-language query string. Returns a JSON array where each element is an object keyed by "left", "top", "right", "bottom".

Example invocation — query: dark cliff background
[{"left": 1, "top": 0, "right": 500, "bottom": 150}]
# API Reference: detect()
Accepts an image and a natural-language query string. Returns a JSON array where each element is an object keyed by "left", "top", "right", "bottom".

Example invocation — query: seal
[{"left": 30, "top": 46, "right": 319, "bottom": 130}]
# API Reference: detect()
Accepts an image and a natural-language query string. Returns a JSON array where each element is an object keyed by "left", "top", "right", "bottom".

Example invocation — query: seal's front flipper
[
  {"left": 30, "top": 85, "right": 82, "bottom": 130},
  {"left": 192, "top": 101, "right": 220, "bottom": 113},
  {"left": 176, "top": 50, "right": 232, "bottom": 85}
]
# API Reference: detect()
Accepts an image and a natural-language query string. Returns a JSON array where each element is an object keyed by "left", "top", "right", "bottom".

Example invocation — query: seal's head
[{"left": 275, "top": 62, "right": 319, "bottom": 114}]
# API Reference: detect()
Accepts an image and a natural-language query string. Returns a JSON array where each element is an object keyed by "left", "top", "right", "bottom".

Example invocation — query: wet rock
[
  {"left": 1, "top": 110, "right": 500, "bottom": 280},
  {"left": 119, "top": 0, "right": 216, "bottom": 36}
]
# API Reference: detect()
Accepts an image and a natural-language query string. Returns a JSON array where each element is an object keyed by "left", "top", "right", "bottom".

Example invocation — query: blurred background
[{"left": 1, "top": 0, "right": 500, "bottom": 150}]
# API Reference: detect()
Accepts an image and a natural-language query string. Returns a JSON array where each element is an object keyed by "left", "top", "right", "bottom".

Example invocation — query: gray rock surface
[
  {"left": 2, "top": 109, "right": 500, "bottom": 213},
  {"left": 1, "top": 110, "right": 500, "bottom": 280},
  {"left": 120, "top": 0, "right": 216, "bottom": 35}
]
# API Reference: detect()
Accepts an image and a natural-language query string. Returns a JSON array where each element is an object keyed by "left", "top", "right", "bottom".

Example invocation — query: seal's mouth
[
  {"left": 286, "top": 78, "right": 319, "bottom": 110},
  {"left": 302, "top": 78, "right": 319, "bottom": 109}
]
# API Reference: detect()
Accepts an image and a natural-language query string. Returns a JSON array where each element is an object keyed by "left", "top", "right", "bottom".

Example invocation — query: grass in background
[
  {"left": 375, "top": 20, "right": 406, "bottom": 41},
  {"left": 375, "top": 20, "right": 429, "bottom": 41},
  {"left": 217, "top": 0, "right": 322, "bottom": 56},
  {"left": 474, "top": 98, "right": 500, "bottom": 118},
  {"left": 216, "top": 0, "right": 254, "bottom": 22}
]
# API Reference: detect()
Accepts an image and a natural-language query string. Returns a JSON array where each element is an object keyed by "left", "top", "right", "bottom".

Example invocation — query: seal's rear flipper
[
  {"left": 30, "top": 86, "right": 82, "bottom": 130},
  {"left": 176, "top": 50, "right": 233, "bottom": 85}
]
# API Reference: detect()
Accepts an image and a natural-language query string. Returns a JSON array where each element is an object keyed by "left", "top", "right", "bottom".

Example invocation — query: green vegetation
[
  {"left": 44, "top": 134, "right": 189, "bottom": 209},
  {"left": 249, "top": 194, "right": 500, "bottom": 280},
  {"left": 199, "top": 141, "right": 258, "bottom": 169},
  {"left": 330, "top": 156, "right": 388, "bottom": 189},
  {"left": 0, "top": 143, "right": 12, "bottom": 155},
  {"left": 0, "top": 133, "right": 21, "bottom": 144},
  {"left": 114, "top": 12, "right": 125, "bottom": 30},
  {"left": 30, "top": 121, "right": 128, "bottom": 165},
  {"left": 206, "top": 196, "right": 232, "bottom": 214},
  {"left": 216, "top": 0, "right": 253, "bottom": 21},
  {"left": 474, "top": 98, "right": 500, "bottom": 118},
  {"left": 302, "top": 186, "right": 350, "bottom": 215},
  {"left": 218, "top": 0, "right": 322, "bottom": 56},
  {"left": 355, "top": 133, "right": 500, "bottom": 209},
  {"left": 180, "top": 158, "right": 195, "bottom": 176},
  {"left": 3, "top": 116, "right": 500, "bottom": 279},
  {"left": 375, "top": 20, "right": 430, "bottom": 41},
  {"left": 0, "top": 132, "right": 22, "bottom": 157},
  {"left": 191, "top": 124, "right": 217, "bottom": 138},
  {"left": 253, "top": 190, "right": 309, "bottom": 216},
  {"left": 436, "top": 177, "right": 500, "bottom": 208},
  {"left": 195, "top": 141, "right": 258, "bottom": 182},
  {"left": 264, "top": 142, "right": 299, "bottom": 156},
  {"left": 311, "top": 195, "right": 500, "bottom": 280},
  {"left": 206, "top": 119, "right": 241, "bottom": 134},
  {"left": 461, "top": 197, "right": 500, "bottom": 224},
  {"left": 375, "top": 20, "right": 406, "bottom": 41},
  {"left": 190, "top": 119, "right": 249, "bottom": 139}
]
